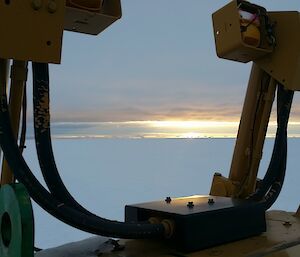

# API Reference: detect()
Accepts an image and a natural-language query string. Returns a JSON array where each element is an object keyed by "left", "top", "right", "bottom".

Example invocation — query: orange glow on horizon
[
  {"left": 121, "top": 120, "right": 240, "bottom": 138},
  {"left": 113, "top": 120, "right": 300, "bottom": 138},
  {"left": 148, "top": 120, "right": 238, "bottom": 129},
  {"left": 51, "top": 120, "right": 300, "bottom": 139}
]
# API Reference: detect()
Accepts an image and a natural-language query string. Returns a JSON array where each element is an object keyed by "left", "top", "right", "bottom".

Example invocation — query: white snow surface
[
  {"left": 35, "top": 236, "right": 109, "bottom": 257},
  {"left": 22, "top": 138, "right": 299, "bottom": 252}
]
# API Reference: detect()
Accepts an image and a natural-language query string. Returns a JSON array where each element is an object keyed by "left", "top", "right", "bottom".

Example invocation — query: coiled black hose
[{"left": 0, "top": 65, "right": 165, "bottom": 239}]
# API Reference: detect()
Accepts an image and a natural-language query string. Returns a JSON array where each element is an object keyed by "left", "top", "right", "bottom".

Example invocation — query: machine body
[{"left": 0, "top": 1, "right": 299, "bottom": 256}]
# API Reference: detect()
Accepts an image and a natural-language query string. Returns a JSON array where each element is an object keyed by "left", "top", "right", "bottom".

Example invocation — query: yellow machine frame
[{"left": 0, "top": 1, "right": 299, "bottom": 256}]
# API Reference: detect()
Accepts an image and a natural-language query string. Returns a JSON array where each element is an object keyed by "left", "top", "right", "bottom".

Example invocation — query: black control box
[{"left": 125, "top": 195, "right": 266, "bottom": 252}]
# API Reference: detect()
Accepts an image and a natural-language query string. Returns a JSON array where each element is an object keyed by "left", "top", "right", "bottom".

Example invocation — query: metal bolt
[
  {"left": 165, "top": 197, "right": 172, "bottom": 203},
  {"left": 208, "top": 198, "right": 215, "bottom": 205},
  {"left": 31, "top": 0, "right": 42, "bottom": 10},
  {"left": 47, "top": 0, "right": 57, "bottom": 13},
  {"left": 283, "top": 221, "right": 292, "bottom": 227},
  {"left": 187, "top": 201, "right": 194, "bottom": 208}
]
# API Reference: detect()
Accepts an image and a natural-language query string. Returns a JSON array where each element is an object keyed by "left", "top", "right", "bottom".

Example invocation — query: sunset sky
[{"left": 28, "top": 0, "right": 300, "bottom": 138}]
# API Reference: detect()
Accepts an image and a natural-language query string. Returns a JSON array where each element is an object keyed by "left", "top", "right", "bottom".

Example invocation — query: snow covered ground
[
  {"left": 23, "top": 138, "right": 300, "bottom": 250},
  {"left": 35, "top": 236, "right": 110, "bottom": 257}
]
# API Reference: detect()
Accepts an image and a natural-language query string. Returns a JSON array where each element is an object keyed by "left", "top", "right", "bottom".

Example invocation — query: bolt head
[
  {"left": 214, "top": 172, "right": 222, "bottom": 177},
  {"left": 48, "top": 0, "right": 57, "bottom": 13},
  {"left": 187, "top": 201, "right": 194, "bottom": 208},
  {"left": 283, "top": 221, "right": 292, "bottom": 227},
  {"left": 31, "top": 0, "right": 42, "bottom": 10},
  {"left": 208, "top": 198, "right": 215, "bottom": 205},
  {"left": 165, "top": 197, "right": 172, "bottom": 203}
]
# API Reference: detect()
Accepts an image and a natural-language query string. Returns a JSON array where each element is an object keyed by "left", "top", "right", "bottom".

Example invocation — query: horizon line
[{"left": 23, "top": 120, "right": 300, "bottom": 139}]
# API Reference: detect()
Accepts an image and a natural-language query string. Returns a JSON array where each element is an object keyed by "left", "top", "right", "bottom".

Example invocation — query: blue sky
[{"left": 28, "top": 0, "right": 300, "bottom": 123}]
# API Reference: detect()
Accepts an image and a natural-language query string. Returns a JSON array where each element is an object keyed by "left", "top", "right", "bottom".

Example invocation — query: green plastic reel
[{"left": 0, "top": 183, "right": 34, "bottom": 257}]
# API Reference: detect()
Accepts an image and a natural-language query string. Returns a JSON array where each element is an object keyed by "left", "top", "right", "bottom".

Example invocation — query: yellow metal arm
[
  {"left": 210, "top": 1, "right": 300, "bottom": 199},
  {"left": 210, "top": 64, "right": 276, "bottom": 197},
  {"left": 0, "top": 60, "right": 28, "bottom": 185}
]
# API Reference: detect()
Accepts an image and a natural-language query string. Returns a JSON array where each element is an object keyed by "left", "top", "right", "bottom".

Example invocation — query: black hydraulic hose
[
  {"left": 32, "top": 62, "right": 91, "bottom": 215},
  {"left": 0, "top": 67, "right": 165, "bottom": 239},
  {"left": 19, "top": 79, "right": 27, "bottom": 153},
  {"left": 259, "top": 127, "right": 287, "bottom": 209},
  {"left": 248, "top": 121, "right": 286, "bottom": 201},
  {"left": 263, "top": 161, "right": 286, "bottom": 210},
  {"left": 261, "top": 86, "right": 293, "bottom": 209},
  {"left": 260, "top": 136, "right": 287, "bottom": 210},
  {"left": 33, "top": 63, "right": 141, "bottom": 220},
  {"left": 31, "top": 62, "right": 166, "bottom": 236},
  {"left": 261, "top": 85, "right": 291, "bottom": 187},
  {"left": 250, "top": 85, "right": 293, "bottom": 209}
]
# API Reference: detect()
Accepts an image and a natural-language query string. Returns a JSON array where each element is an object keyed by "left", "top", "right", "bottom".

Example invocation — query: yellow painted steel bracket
[
  {"left": 0, "top": 2, "right": 120, "bottom": 256},
  {"left": 0, "top": 0, "right": 65, "bottom": 64},
  {"left": 209, "top": 172, "right": 236, "bottom": 197},
  {"left": 64, "top": 0, "right": 122, "bottom": 36},
  {"left": 1, "top": 60, "right": 28, "bottom": 185},
  {"left": 0, "top": 0, "right": 121, "bottom": 64},
  {"left": 210, "top": 0, "right": 300, "bottom": 199}
]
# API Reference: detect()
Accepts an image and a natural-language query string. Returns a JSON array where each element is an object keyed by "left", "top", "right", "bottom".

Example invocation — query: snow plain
[{"left": 22, "top": 138, "right": 299, "bottom": 250}]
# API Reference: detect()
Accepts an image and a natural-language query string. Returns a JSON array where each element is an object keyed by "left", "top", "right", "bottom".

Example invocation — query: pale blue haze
[
  {"left": 25, "top": 0, "right": 300, "bottom": 123},
  {"left": 24, "top": 138, "right": 300, "bottom": 248}
]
